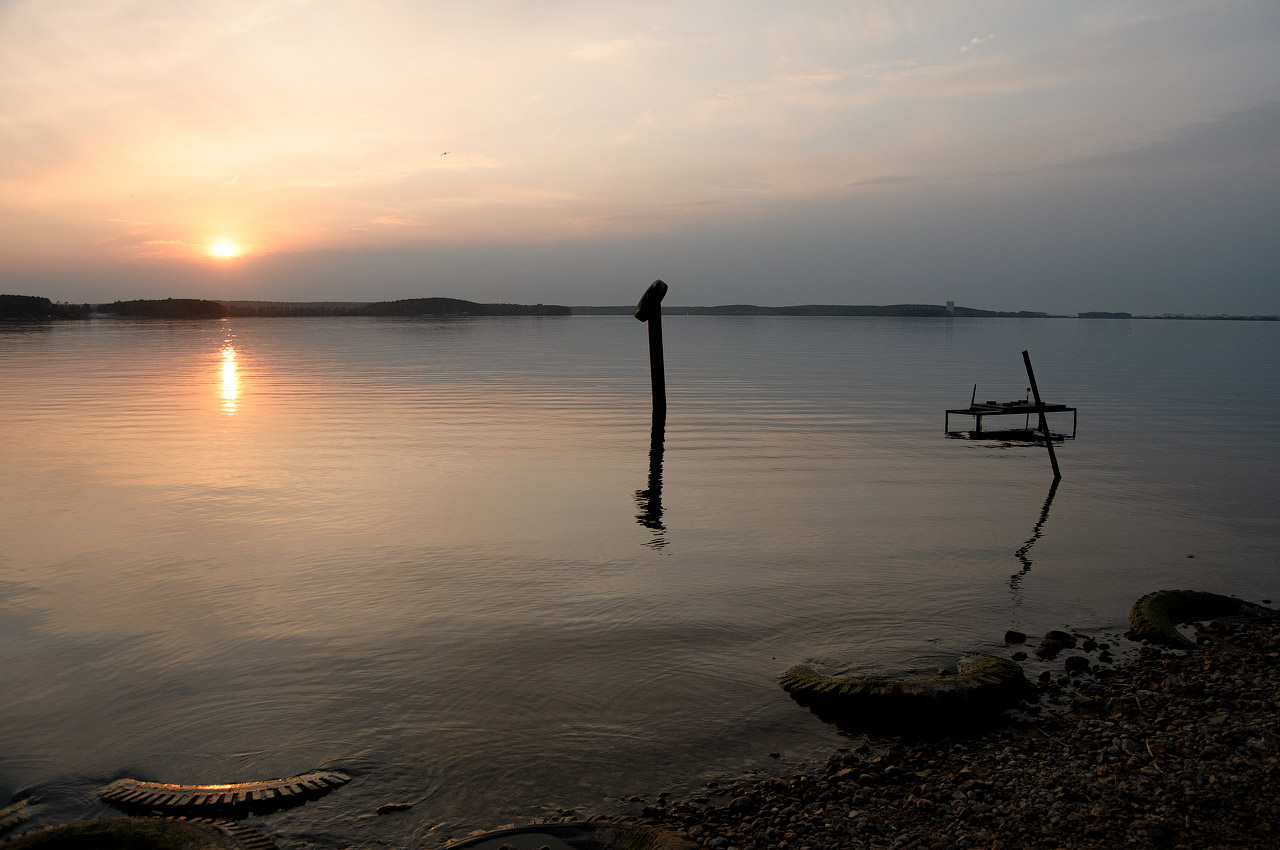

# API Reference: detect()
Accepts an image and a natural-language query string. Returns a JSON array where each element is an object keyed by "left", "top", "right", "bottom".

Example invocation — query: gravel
[{"left": 632, "top": 616, "right": 1280, "bottom": 850}]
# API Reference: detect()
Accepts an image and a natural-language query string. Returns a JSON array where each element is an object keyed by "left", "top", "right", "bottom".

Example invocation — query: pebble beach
[{"left": 631, "top": 613, "right": 1280, "bottom": 850}]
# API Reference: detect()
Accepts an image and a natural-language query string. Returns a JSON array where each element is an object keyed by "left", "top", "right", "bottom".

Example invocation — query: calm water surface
[{"left": 2, "top": 316, "right": 1278, "bottom": 846}]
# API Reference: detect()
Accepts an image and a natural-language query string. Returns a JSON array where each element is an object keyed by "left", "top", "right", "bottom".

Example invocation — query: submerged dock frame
[
  {"left": 944, "top": 401, "right": 1077, "bottom": 437},
  {"left": 946, "top": 350, "right": 1072, "bottom": 481}
]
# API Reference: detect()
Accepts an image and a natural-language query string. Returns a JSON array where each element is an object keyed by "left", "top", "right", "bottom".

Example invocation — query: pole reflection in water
[
  {"left": 635, "top": 413, "right": 666, "bottom": 547},
  {"left": 1010, "top": 477, "right": 1060, "bottom": 595},
  {"left": 221, "top": 341, "right": 239, "bottom": 415}
]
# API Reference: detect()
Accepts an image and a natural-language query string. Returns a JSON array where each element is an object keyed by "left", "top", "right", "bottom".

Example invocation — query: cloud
[
  {"left": 571, "top": 32, "right": 668, "bottom": 61},
  {"left": 1036, "top": 101, "right": 1280, "bottom": 176},
  {"left": 778, "top": 69, "right": 849, "bottom": 86},
  {"left": 572, "top": 37, "right": 638, "bottom": 61},
  {"left": 872, "top": 54, "right": 1060, "bottom": 98},
  {"left": 846, "top": 175, "right": 920, "bottom": 188},
  {"left": 372, "top": 215, "right": 424, "bottom": 227},
  {"left": 130, "top": 238, "right": 198, "bottom": 259},
  {"left": 960, "top": 33, "right": 995, "bottom": 54}
]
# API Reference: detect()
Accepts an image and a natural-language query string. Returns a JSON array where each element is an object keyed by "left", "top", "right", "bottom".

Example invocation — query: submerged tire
[
  {"left": 779, "top": 654, "right": 1028, "bottom": 728},
  {"left": 0, "top": 800, "right": 29, "bottom": 838},
  {"left": 98, "top": 770, "right": 349, "bottom": 817},
  {"left": 444, "top": 820, "right": 695, "bottom": 850},
  {"left": 1128, "top": 590, "right": 1277, "bottom": 648}
]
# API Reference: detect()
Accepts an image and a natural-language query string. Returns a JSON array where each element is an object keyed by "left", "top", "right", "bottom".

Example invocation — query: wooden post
[
  {"left": 1021, "top": 350, "right": 1061, "bottom": 481},
  {"left": 634, "top": 280, "right": 668, "bottom": 418}
]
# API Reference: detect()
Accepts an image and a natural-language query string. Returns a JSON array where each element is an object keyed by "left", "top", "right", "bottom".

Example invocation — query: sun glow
[{"left": 210, "top": 240, "right": 241, "bottom": 259}]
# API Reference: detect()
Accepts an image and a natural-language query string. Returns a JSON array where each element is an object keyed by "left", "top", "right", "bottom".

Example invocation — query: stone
[
  {"left": 1003, "top": 630, "right": 1027, "bottom": 644},
  {"left": 1043, "top": 630, "right": 1077, "bottom": 648},
  {"left": 1064, "top": 656, "right": 1090, "bottom": 674},
  {"left": 1035, "top": 639, "right": 1065, "bottom": 659}
]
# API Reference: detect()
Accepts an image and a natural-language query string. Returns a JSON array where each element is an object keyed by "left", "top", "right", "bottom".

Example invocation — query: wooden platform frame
[{"left": 945, "top": 402, "right": 1077, "bottom": 437}]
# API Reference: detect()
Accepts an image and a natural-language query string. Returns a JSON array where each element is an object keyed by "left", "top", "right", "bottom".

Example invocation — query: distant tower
[{"left": 946, "top": 300, "right": 955, "bottom": 315}]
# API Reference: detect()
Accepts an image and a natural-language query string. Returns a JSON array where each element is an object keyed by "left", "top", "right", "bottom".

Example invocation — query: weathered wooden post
[
  {"left": 634, "top": 279, "right": 668, "bottom": 418},
  {"left": 1021, "top": 350, "right": 1061, "bottom": 481},
  {"left": 634, "top": 280, "right": 669, "bottom": 542}
]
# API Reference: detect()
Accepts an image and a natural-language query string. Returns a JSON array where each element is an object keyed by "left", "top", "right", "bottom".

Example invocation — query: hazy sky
[{"left": 2, "top": 0, "right": 1278, "bottom": 312}]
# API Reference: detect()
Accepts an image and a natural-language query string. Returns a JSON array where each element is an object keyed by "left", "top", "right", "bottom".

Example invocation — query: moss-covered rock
[
  {"left": 3, "top": 819, "right": 238, "bottom": 850},
  {"left": 779, "top": 654, "right": 1028, "bottom": 728}
]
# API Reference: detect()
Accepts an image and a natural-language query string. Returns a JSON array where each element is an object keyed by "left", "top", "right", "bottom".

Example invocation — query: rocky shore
[{"left": 635, "top": 615, "right": 1280, "bottom": 850}]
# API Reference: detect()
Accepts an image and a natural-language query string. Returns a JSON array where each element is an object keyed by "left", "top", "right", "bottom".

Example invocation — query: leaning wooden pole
[
  {"left": 635, "top": 280, "right": 668, "bottom": 418},
  {"left": 1021, "top": 349, "right": 1061, "bottom": 481}
]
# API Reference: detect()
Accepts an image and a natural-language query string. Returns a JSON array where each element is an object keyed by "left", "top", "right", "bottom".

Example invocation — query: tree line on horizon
[
  {"left": 0, "top": 294, "right": 572, "bottom": 320},
  {"left": 2, "top": 293, "right": 1275, "bottom": 321}
]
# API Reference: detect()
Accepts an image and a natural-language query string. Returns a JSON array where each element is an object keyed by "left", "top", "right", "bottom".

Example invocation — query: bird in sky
[{"left": 440, "top": 151, "right": 449, "bottom": 156}]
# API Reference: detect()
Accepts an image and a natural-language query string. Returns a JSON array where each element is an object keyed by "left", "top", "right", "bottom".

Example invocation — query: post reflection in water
[
  {"left": 1010, "top": 478, "right": 1060, "bottom": 595},
  {"left": 635, "top": 413, "right": 667, "bottom": 547},
  {"left": 220, "top": 341, "right": 239, "bottom": 415}
]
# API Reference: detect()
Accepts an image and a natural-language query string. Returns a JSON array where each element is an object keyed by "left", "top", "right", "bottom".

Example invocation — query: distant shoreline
[
  {"left": 572, "top": 305, "right": 1279, "bottom": 320},
  {"left": 1, "top": 293, "right": 1276, "bottom": 321}
]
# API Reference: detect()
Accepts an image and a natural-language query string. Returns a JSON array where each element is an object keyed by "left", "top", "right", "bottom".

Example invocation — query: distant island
[
  {"left": 1, "top": 293, "right": 1276, "bottom": 321},
  {"left": 228, "top": 297, "right": 571, "bottom": 317},
  {"left": 0, "top": 295, "right": 570, "bottom": 320}
]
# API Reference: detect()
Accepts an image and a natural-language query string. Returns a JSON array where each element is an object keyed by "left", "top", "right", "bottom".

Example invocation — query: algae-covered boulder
[
  {"left": 1128, "top": 590, "right": 1278, "bottom": 648},
  {"left": 3, "top": 819, "right": 243, "bottom": 850},
  {"left": 779, "top": 654, "right": 1028, "bottom": 728}
]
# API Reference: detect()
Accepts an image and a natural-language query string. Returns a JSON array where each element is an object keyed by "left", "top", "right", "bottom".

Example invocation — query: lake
[{"left": 2, "top": 315, "right": 1278, "bottom": 847}]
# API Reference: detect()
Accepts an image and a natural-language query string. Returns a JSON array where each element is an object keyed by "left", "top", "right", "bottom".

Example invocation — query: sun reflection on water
[{"left": 221, "top": 342, "right": 239, "bottom": 414}]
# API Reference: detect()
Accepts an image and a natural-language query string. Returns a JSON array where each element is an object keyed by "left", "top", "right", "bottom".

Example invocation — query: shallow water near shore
[{"left": 2, "top": 315, "right": 1278, "bottom": 846}]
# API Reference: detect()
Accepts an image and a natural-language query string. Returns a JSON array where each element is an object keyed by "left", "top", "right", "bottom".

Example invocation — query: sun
[{"left": 209, "top": 240, "right": 241, "bottom": 259}]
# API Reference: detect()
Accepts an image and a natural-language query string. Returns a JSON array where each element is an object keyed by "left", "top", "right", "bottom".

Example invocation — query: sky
[{"left": 1, "top": 0, "right": 1278, "bottom": 314}]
